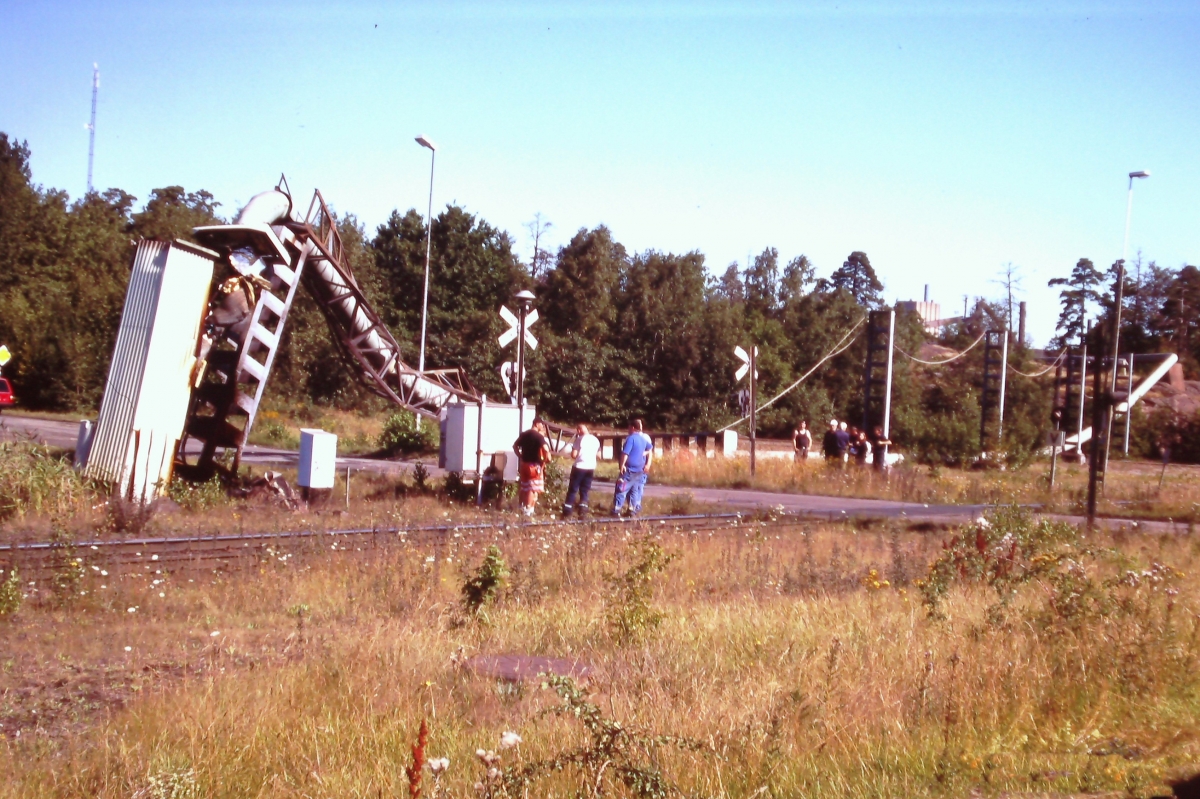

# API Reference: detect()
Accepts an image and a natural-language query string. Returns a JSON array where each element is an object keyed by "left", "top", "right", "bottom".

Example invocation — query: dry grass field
[
  {"left": 2, "top": 497, "right": 1198, "bottom": 798},
  {"left": 649, "top": 451, "right": 1200, "bottom": 524}
]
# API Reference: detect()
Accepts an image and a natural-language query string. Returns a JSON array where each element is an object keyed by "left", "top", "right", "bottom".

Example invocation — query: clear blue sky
[{"left": 3, "top": 1, "right": 1197, "bottom": 345}]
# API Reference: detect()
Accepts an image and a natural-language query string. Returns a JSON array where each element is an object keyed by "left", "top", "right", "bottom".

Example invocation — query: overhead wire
[
  {"left": 719, "top": 315, "right": 867, "bottom": 432},
  {"left": 1007, "top": 349, "right": 1066, "bottom": 378},
  {"left": 895, "top": 332, "right": 986, "bottom": 365}
]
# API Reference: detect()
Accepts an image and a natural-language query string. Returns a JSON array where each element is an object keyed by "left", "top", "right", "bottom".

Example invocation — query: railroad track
[{"left": 0, "top": 512, "right": 803, "bottom": 578}]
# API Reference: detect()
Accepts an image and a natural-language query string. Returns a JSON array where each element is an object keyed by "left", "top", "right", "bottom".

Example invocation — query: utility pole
[
  {"left": 749, "top": 344, "right": 757, "bottom": 477},
  {"left": 86, "top": 63, "right": 98, "bottom": 195}
]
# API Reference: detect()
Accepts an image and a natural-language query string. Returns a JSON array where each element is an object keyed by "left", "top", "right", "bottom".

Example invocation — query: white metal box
[
  {"left": 298, "top": 428, "right": 338, "bottom": 488},
  {"left": 84, "top": 240, "right": 216, "bottom": 502},
  {"left": 440, "top": 403, "right": 534, "bottom": 481}
]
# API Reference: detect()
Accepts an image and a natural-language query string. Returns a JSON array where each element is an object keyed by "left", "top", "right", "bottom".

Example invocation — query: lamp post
[
  {"left": 514, "top": 290, "right": 535, "bottom": 431},
  {"left": 415, "top": 135, "right": 437, "bottom": 376},
  {"left": 1120, "top": 170, "right": 1149, "bottom": 455}
]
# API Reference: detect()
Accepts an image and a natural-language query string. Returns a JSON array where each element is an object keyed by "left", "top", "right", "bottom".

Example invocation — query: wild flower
[
  {"left": 499, "top": 731, "right": 522, "bottom": 749},
  {"left": 428, "top": 757, "right": 449, "bottom": 774}
]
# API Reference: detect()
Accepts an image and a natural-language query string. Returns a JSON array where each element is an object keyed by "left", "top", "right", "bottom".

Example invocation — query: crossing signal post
[
  {"left": 861, "top": 310, "right": 895, "bottom": 468},
  {"left": 498, "top": 290, "right": 539, "bottom": 431},
  {"left": 979, "top": 329, "right": 1009, "bottom": 456},
  {"left": 734, "top": 345, "right": 758, "bottom": 475}
]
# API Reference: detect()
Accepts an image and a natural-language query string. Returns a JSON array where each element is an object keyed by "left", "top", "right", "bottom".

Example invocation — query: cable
[
  {"left": 1008, "top": 349, "right": 1066, "bottom": 378},
  {"left": 718, "top": 315, "right": 867, "bottom": 432},
  {"left": 895, "top": 332, "right": 986, "bottom": 365}
]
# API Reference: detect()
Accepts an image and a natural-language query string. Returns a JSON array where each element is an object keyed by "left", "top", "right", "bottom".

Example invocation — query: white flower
[
  {"left": 210, "top": 630, "right": 221, "bottom": 637},
  {"left": 158, "top": 592, "right": 165, "bottom": 598},
  {"left": 476, "top": 748, "right": 487, "bottom": 760},
  {"left": 151, "top": 554, "right": 159, "bottom": 561},
  {"left": 127, "top": 607, "right": 137, "bottom": 613},
  {"left": 124, "top": 646, "right": 132, "bottom": 652},
  {"left": 487, "top": 767, "right": 499, "bottom": 780},
  {"left": 428, "top": 757, "right": 450, "bottom": 774},
  {"left": 499, "top": 731, "right": 522, "bottom": 749},
  {"left": 975, "top": 516, "right": 991, "bottom": 528}
]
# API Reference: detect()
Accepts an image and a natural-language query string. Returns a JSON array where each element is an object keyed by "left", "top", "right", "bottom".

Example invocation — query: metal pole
[
  {"left": 1086, "top": 325, "right": 1105, "bottom": 527},
  {"left": 1076, "top": 337, "right": 1088, "bottom": 452},
  {"left": 881, "top": 310, "right": 895, "bottom": 443},
  {"left": 1100, "top": 262, "right": 1126, "bottom": 478},
  {"left": 1122, "top": 176, "right": 1136, "bottom": 267},
  {"left": 996, "top": 332, "right": 1008, "bottom": 447},
  {"left": 516, "top": 302, "right": 527, "bottom": 432},
  {"left": 1049, "top": 430, "right": 1062, "bottom": 488},
  {"left": 1123, "top": 357, "right": 1135, "bottom": 455},
  {"left": 418, "top": 149, "right": 436, "bottom": 375},
  {"left": 749, "top": 345, "right": 757, "bottom": 477},
  {"left": 476, "top": 395, "right": 486, "bottom": 506}
]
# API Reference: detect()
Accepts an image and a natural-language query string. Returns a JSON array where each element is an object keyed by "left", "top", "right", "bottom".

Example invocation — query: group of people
[
  {"left": 512, "top": 418, "right": 653, "bottom": 518},
  {"left": 793, "top": 418, "right": 891, "bottom": 469}
]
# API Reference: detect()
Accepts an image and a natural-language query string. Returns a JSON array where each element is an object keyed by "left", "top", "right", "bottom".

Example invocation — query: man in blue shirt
[{"left": 613, "top": 418, "right": 653, "bottom": 517}]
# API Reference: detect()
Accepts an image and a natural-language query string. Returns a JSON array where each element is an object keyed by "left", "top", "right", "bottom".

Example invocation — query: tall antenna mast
[{"left": 86, "top": 63, "right": 99, "bottom": 195}]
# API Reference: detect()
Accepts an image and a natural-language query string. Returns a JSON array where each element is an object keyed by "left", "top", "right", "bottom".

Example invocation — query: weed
[
  {"left": 604, "top": 537, "right": 677, "bottom": 645},
  {"left": 102, "top": 496, "right": 156, "bottom": 536},
  {"left": 167, "top": 475, "right": 226, "bottom": 512},
  {"left": 667, "top": 490, "right": 694, "bottom": 515},
  {"left": 132, "top": 765, "right": 199, "bottom": 799},
  {"left": 0, "top": 441, "right": 93, "bottom": 520},
  {"left": 0, "top": 567, "right": 20, "bottom": 617},
  {"left": 462, "top": 545, "right": 508, "bottom": 617},
  {"left": 493, "top": 676, "right": 710, "bottom": 798},
  {"left": 412, "top": 462, "right": 431, "bottom": 493},
  {"left": 405, "top": 718, "right": 429, "bottom": 799}
]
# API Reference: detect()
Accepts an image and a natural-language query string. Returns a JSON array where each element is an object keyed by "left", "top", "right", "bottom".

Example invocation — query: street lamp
[
  {"left": 1119, "top": 170, "right": 1149, "bottom": 455},
  {"left": 415, "top": 135, "right": 437, "bottom": 377}
]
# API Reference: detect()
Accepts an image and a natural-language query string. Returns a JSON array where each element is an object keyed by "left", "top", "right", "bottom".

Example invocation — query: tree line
[{"left": 2, "top": 132, "right": 1197, "bottom": 463}]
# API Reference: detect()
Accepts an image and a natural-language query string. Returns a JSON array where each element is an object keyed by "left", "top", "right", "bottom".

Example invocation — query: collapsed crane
[
  {"left": 181, "top": 181, "right": 480, "bottom": 477},
  {"left": 84, "top": 180, "right": 503, "bottom": 501}
]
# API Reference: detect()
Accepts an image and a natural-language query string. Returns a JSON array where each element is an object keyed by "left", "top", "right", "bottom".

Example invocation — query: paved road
[{"left": 1, "top": 413, "right": 1177, "bottom": 533}]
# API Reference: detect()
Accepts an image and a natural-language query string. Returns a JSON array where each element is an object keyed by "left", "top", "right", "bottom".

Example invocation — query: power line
[
  {"left": 1007, "top": 349, "right": 1066, "bottom": 378},
  {"left": 719, "top": 315, "right": 867, "bottom": 432},
  {"left": 895, "top": 332, "right": 986, "bottom": 365}
]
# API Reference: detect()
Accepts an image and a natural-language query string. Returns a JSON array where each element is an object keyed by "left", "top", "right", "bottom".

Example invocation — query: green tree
[
  {"left": 130, "top": 186, "right": 221, "bottom": 242},
  {"left": 820, "top": 251, "right": 884, "bottom": 307},
  {"left": 538, "top": 226, "right": 627, "bottom": 342},
  {"left": 1048, "top": 257, "right": 1102, "bottom": 348}
]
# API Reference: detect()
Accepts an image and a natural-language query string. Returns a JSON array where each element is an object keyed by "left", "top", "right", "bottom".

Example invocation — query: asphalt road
[{"left": 0, "top": 413, "right": 1177, "bottom": 533}]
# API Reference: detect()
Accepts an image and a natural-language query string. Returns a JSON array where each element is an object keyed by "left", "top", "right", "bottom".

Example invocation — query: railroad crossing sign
[
  {"left": 498, "top": 306, "right": 539, "bottom": 350},
  {"left": 733, "top": 345, "right": 758, "bottom": 381},
  {"left": 499, "top": 361, "right": 518, "bottom": 402}
]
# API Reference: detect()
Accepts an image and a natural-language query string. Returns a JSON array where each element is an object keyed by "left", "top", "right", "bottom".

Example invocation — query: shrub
[
  {"left": 462, "top": 545, "right": 508, "bottom": 617},
  {"left": 604, "top": 538, "right": 677, "bottom": 645},
  {"left": 379, "top": 411, "right": 438, "bottom": 456}
]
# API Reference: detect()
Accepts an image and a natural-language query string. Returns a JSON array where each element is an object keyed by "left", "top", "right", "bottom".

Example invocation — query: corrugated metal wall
[{"left": 85, "top": 241, "right": 215, "bottom": 501}]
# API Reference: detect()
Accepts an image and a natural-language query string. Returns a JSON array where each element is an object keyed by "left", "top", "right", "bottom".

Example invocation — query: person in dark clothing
[
  {"left": 870, "top": 425, "right": 892, "bottom": 471},
  {"left": 835, "top": 422, "right": 852, "bottom": 464},
  {"left": 822, "top": 419, "right": 842, "bottom": 465},
  {"left": 513, "top": 418, "right": 551, "bottom": 517}
]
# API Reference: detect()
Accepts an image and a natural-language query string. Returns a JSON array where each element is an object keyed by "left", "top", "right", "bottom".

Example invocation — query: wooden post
[{"left": 749, "top": 345, "right": 757, "bottom": 477}]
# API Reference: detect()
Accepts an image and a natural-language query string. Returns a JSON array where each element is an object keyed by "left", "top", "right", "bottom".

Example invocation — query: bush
[
  {"left": 378, "top": 411, "right": 438, "bottom": 455},
  {"left": 167, "top": 475, "right": 227, "bottom": 512},
  {"left": 604, "top": 538, "right": 677, "bottom": 645}
]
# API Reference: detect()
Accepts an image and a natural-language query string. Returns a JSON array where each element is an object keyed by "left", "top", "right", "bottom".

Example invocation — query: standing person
[
  {"left": 563, "top": 423, "right": 600, "bottom": 518},
  {"left": 822, "top": 419, "right": 841, "bottom": 465},
  {"left": 792, "top": 421, "right": 812, "bottom": 462},
  {"left": 513, "top": 418, "right": 551, "bottom": 517},
  {"left": 613, "top": 419, "right": 653, "bottom": 517},
  {"left": 853, "top": 430, "right": 872, "bottom": 467},
  {"left": 870, "top": 425, "right": 892, "bottom": 471},
  {"left": 836, "top": 422, "right": 852, "bottom": 465}
]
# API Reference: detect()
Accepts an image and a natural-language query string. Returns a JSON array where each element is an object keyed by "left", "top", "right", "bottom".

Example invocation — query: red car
[{"left": 0, "top": 377, "right": 14, "bottom": 411}]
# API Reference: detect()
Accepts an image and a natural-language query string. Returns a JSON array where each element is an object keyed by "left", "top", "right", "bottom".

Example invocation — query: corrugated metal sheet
[{"left": 85, "top": 240, "right": 215, "bottom": 501}]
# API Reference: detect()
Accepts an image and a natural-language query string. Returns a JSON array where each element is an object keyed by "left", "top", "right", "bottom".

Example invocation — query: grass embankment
[
  {"left": 1, "top": 507, "right": 1197, "bottom": 798},
  {"left": 650, "top": 450, "right": 1200, "bottom": 522}
]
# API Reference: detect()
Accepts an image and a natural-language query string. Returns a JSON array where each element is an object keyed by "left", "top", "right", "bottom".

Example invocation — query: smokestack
[
  {"left": 923, "top": 284, "right": 929, "bottom": 302},
  {"left": 1018, "top": 301, "right": 1027, "bottom": 346}
]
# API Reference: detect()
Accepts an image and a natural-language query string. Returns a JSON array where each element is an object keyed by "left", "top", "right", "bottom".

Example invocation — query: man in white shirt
[{"left": 563, "top": 423, "right": 601, "bottom": 518}]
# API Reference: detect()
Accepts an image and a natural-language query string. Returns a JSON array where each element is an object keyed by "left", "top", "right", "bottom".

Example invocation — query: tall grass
[
  {"left": 2, "top": 512, "right": 1196, "bottom": 797},
  {"left": 0, "top": 442, "right": 94, "bottom": 521}
]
